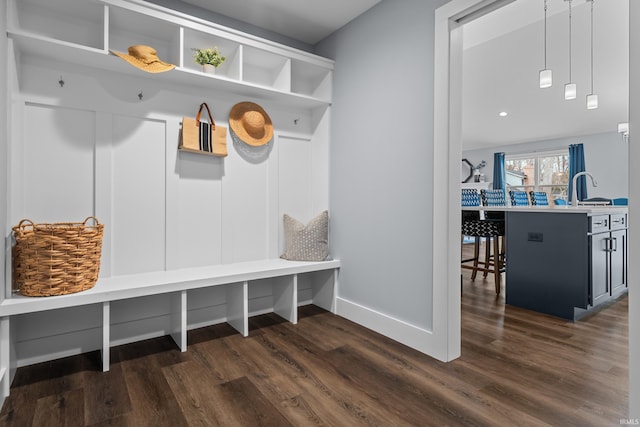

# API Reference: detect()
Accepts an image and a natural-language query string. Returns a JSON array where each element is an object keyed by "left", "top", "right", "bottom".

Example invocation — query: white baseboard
[{"left": 336, "top": 297, "right": 438, "bottom": 358}]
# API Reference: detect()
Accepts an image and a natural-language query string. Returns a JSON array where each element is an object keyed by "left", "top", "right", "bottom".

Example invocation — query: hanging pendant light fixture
[
  {"left": 618, "top": 122, "right": 629, "bottom": 143},
  {"left": 539, "top": 0, "right": 552, "bottom": 88},
  {"left": 564, "top": 0, "right": 577, "bottom": 100},
  {"left": 586, "top": 0, "right": 598, "bottom": 109}
]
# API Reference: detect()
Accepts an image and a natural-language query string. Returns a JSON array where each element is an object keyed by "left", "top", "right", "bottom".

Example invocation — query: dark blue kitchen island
[{"left": 504, "top": 206, "right": 628, "bottom": 320}]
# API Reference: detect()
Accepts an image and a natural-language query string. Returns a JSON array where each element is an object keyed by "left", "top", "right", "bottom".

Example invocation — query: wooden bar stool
[
  {"left": 460, "top": 189, "right": 506, "bottom": 294},
  {"left": 461, "top": 218, "right": 505, "bottom": 294}
]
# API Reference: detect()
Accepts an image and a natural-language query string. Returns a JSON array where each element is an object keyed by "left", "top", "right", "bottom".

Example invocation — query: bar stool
[
  {"left": 481, "top": 189, "right": 507, "bottom": 209},
  {"left": 461, "top": 188, "right": 482, "bottom": 257},
  {"left": 461, "top": 189, "right": 481, "bottom": 290},
  {"left": 481, "top": 189, "right": 506, "bottom": 284},
  {"left": 461, "top": 189, "right": 505, "bottom": 294},
  {"left": 529, "top": 191, "right": 549, "bottom": 206},
  {"left": 509, "top": 190, "right": 530, "bottom": 206}
]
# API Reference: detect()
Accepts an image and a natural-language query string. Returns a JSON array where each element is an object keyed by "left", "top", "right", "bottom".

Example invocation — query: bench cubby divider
[
  {"left": 170, "top": 290, "right": 187, "bottom": 352},
  {"left": 226, "top": 281, "right": 249, "bottom": 337},
  {"left": 102, "top": 301, "right": 110, "bottom": 372}
]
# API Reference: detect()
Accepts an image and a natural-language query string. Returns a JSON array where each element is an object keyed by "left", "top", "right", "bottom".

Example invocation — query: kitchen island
[{"left": 504, "top": 205, "right": 628, "bottom": 320}]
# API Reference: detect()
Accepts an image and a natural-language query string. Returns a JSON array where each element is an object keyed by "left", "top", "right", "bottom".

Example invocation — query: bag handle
[{"left": 195, "top": 103, "right": 215, "bottom": 131}]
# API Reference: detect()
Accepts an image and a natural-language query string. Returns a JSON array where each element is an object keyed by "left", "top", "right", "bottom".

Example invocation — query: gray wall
[
  {"left": 315, "top": 0, "right": 447, "bottom": 330},
  {"left": 146, "top": 0, "right": 313, "bottom": 52},
  {"left": 462, "top": 132, "right": 629, "bottom": 200}
]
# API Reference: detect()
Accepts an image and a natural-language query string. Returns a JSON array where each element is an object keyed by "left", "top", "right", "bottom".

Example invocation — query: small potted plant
[{"left": 192, "top": 47, "right": 226, "bottom": 74}]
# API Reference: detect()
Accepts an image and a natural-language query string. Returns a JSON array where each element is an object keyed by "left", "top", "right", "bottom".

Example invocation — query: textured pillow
[{"left": 281, "top": 211, "right": 329, "bottom": 261}]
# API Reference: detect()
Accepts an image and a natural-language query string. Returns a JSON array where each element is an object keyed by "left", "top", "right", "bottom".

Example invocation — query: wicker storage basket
[{"left": 12, "top": 217, "right": 104, "bottom": 297}]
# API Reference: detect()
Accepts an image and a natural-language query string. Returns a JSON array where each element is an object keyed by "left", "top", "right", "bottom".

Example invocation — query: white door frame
[{"left": 433, "top": 0, "right": 514, "bottom": 363}]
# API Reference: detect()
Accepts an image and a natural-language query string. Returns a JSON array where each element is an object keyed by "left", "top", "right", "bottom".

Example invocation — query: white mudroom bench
[{"left": 0, "top": 258, "right": 340, "bottom": 397}]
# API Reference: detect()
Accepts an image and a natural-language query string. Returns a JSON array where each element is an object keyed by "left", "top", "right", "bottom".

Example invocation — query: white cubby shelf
[{"left": 6, "top": 0, "right": 334, "bottom": 110}]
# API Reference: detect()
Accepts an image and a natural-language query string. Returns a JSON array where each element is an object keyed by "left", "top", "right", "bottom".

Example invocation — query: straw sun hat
[
  {"left": 229, "top": 102, "right": 274, "bottom": 147},
  {"left": 110, "top": 45, "right": 175, "bottom": 73}
]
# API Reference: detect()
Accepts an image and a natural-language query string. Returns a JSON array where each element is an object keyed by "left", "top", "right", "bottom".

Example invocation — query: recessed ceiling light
[{"left": 499, "top": 111, "right": 508, "bottom": 117}]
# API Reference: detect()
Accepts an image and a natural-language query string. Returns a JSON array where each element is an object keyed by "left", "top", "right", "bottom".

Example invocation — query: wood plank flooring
[{"left": 0, "top": 270, "right": 628, "bottom": 426}]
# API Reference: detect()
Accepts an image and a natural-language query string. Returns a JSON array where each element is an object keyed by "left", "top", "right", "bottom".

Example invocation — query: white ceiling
[
  {"left": 181, "top": 0, "right": 381, "bottom": 45},
  {"left": 180, "top": 0, "right": 629, "bottom": 150},
  {"left": 462, "top": 0, "right": 629, "bottom": 150}
]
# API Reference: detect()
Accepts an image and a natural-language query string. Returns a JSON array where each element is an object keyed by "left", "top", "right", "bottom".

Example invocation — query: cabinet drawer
[
  {"left": 610, "top": 213, "right": 627, "bottom": 230},
  {"left": 589, "top": 215, "right": 609, "bottom": 232}
]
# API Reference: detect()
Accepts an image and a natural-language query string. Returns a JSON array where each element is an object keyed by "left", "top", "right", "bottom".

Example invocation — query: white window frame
[{"left": 505, "top": 149, "right": 569, "bottom": 199}]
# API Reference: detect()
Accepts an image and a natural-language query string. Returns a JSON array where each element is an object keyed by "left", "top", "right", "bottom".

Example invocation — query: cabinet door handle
[
  {"left": 604, "top": 237, "right": 613, "bottom": 252},
  {"left": 611, "top": 237, "right": 618, "bottom": 252}
]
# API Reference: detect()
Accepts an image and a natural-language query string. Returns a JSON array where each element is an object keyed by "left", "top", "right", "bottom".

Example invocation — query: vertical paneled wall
[
  {"left": 22, "top": 104, "right": 95, "bottom": 222},
  {"left": 174, "top": 152, "right": 224, "bottom": 269},
  {"left": 111, "top": 116, "right": 167, "bottom": 275},
  {"left": 8, "top": 57, "right": 330, "bottom": 365}
]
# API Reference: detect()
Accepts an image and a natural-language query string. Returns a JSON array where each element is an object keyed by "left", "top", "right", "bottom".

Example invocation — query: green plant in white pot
[{"left": 193, "top": 47, "right": 226, "bottom": 74}]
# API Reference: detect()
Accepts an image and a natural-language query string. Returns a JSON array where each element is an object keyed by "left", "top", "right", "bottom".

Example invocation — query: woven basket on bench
[{"left": 12, "top": 217, "right": 104, "bottom": 297}]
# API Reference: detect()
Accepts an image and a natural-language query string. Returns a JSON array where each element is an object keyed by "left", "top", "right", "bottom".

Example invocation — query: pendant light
[
  {"left": 564, "top": 0, "right": 576, "bottom": 100},
  {"left": 586, "top": 0, "right": 598, "bottom": 109},
  {"left": 618, "top": 122, "right": 629, "bottom": 143},
  {"left": 539, "top": 0, "right": 552, "bottom": 88}
]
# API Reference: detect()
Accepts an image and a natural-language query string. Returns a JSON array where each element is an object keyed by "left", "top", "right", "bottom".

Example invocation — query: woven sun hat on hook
[
  {"left": 228, "top": 102, "right": 274, "bottom": 147},
  {"left": 110, "top": 45, "right": 176, "bottom": 73}
]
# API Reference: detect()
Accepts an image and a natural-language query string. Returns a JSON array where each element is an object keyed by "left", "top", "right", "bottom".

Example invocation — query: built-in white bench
[{"left": 0, "top": 258, "right": 340, "bottom": 395}]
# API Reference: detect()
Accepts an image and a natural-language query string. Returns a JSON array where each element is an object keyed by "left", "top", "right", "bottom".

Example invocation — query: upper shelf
[{"left": 6, "top": 0, "right": 334, "bottom": 110}]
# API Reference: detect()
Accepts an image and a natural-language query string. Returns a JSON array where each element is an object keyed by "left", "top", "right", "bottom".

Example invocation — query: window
[{"left": 505, "top": 150, "right": 569, "bottom": 202}]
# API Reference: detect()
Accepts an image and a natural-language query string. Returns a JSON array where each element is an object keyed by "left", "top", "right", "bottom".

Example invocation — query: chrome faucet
[{"left": 571, "top": 172, "right": 598, "bottom": 206}]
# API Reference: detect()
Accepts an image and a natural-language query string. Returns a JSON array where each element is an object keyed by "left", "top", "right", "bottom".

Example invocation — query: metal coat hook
[
  {"left": 58, "top": 76, "right": 65, "bottom": 87},
  {"left": 138, "top": 90, "right": 143, "bottom": 101}
]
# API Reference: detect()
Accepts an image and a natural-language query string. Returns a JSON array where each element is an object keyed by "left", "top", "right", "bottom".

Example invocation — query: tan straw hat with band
[
  {"left": 229, "top": 102, "right": 274, "bottom": 147},
  {"left": 110, "top": 45, "right": 175, "bottom": 73}
]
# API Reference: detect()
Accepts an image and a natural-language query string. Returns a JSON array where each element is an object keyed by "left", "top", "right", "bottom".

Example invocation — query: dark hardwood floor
[{"left": 0, "top": 266, "right": 628, "bottom": 426}]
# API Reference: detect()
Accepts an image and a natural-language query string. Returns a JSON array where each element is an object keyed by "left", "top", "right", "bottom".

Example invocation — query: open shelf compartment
[
  {"left": 181, "top": 27, "right": 241, "bottom": 81},
  {"left": 291, "top": 59, "right": 332, "bottom": 101},
  {"left": 242, "top": 45, "right": 291, "bottom": 92},
  {"left": 7, "top": 0, "right": 105, "bottom": 51},
  {"left": 107, "top": 5, "right": 181, "bottom": 67}
]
